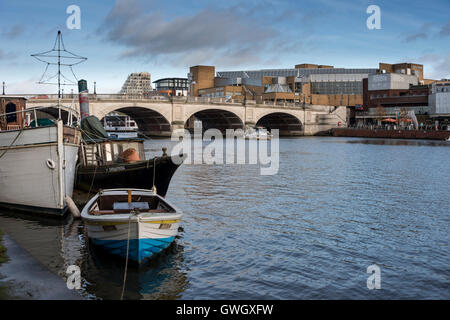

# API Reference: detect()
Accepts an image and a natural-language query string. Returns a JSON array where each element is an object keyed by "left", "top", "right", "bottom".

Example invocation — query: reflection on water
[
  {"left": 0, "top": 137, "right": 449, "bottom": 299},
  {"left": 0, "top": 210, "right": 188, "bottom": 300},
  {"left": 82, "top": 239, "right": 188, "bottom": 300},
  {"left": 342, "top": 138, "right": 450, "bottom": 147}
]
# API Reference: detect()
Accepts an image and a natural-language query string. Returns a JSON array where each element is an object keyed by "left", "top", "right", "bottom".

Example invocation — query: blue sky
[{"left": 1, "top": 0, "right": 449, "bottom": 93}]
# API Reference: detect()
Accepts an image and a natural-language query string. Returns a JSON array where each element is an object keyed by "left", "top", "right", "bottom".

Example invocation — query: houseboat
[{"left": 0, "top": 96, "right": 81, "bottom": 216}]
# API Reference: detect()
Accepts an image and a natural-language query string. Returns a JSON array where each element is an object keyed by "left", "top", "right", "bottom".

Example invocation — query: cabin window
[
  {"left": 119, "top": 142, "right": 144, "bottom": 160},
  {"left": 104, "top": 143, "right": 113, "bottom": 162},
  {"left": 84, "top": 144, "right": 102, "bottom": 166},
  {"left": 6, "top": 103, "right": 17, "bottom": 123},
  {"left": 113, "top": 143, "right": 119, "bottom": 160}
]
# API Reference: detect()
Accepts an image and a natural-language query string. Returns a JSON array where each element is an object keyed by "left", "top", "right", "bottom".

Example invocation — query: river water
[{"left": 0, "top": 137, "right": 449, "bottom": 299}]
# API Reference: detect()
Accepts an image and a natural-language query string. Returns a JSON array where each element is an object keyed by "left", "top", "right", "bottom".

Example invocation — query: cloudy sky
[{"left": 1, "top": 0, "right": 450, "bottom": 93}]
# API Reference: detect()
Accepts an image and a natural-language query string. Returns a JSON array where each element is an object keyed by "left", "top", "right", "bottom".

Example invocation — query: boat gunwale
[
  {"left": 78, "top": 156, "right": 170, "bottom": 170},
  {"left": 80, "top": 189, "right": 183, "bottom": 222}
]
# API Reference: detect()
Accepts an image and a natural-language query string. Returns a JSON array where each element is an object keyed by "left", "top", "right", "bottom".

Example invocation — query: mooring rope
[
  {"left": 87, "top": 163, "right": 98, "bottom": 198},
  {"left": 152, "top": 157, "right": 157, "bottom": 194},
  {"left": 120, "top": 208, "right": 138, "bottom": 300}
]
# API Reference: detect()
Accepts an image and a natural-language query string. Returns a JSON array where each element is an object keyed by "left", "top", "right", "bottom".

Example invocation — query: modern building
[
  {"left": 429, "top": 82, "right": 450, "bottom": 118},
  {"left": 355, "top": 72, "right": 430, "bottom": 125},
  {"left": 119, "top": 72, "right": 152, "bottom": 95},
  {"left": 190, "top": 63, "right": 378, "bottom": 105},
  {"left": 153, "top": 78, "right": 188, "bottom": 96}
]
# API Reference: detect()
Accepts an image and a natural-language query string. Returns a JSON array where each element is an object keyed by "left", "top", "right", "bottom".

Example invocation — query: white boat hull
[
  {"left": 0, "top": 123, "right": 79, "bottom": 215},
  {"left": 81, "top": 189, "right": 182, "bottom": 263}
]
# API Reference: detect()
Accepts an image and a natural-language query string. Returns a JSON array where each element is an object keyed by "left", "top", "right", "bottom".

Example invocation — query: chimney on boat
[{"left": 78, "top": 79, "right": 90, "bottom": 119}]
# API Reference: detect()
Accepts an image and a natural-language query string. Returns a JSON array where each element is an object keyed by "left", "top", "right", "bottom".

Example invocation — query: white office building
[{"left": 429, "top": 83, "right": 450, "bottom": 116}]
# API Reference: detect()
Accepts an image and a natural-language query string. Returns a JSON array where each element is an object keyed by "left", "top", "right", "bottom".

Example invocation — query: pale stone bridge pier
[{"left": 26, "top": 94, "right": 347, "bottom": 136}]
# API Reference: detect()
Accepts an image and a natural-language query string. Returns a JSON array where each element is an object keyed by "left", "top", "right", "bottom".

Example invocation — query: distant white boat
[
  {"left": 0, "top": 103, "right": 81, "bottom": 216},
  {"left": 104, "top": 113, "right": 139, "bottom": 139},
  {"left": 81, "top": 188, "right": 183, "bottom": 264},
  {"left": 244, "top": 126, "right": 272, "bottom": 140},
  {"left": 107, "top": 131, "right": 139, "bottom": 139}
]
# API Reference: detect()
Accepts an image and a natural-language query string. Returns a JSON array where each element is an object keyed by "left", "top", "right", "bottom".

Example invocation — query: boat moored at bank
[
  {"left": 0, "top": 99, "right": 81, "bottom": 216},
  {"left": 75, "top": 116, "right": 185, "bottom": 197},
  {"left": 81, "top": 188, "right": 183, "bottom": 264}
]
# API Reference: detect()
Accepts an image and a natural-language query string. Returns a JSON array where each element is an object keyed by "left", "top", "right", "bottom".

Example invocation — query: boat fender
[
  {"left": 46, "top": 159, "right": 56, "bottom": 170},
  {"left": 65, "top": 195, "right": 81, "bottom": 219}
]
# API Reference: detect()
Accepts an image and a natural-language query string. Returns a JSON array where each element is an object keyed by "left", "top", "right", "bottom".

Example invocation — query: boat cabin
[
  {"left": 0, "top": 97, "right": 26, "bottom": 131},
  {"left": 80, "top": 139, "right": 146, "bottom": 166}
]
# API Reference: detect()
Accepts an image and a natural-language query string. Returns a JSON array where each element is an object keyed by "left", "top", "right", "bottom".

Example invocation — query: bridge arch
[
  {"left": 184, "top": 108, "right": 244, "bottom": 133},
  {"left": 255, "top": 111, "right": 303, "bottom": 136},
  {"left": 96, "top": 105, "right": 172, "bottom": 137}
]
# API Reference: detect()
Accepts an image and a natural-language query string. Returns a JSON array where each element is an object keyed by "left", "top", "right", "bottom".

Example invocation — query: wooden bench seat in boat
[
  {"left": 90, "top": 210, "right": 171, "bottom": 216},
  {"left": 89, "top": 209, "right": 170, "bottom": 216},
  {"left": 113, "top": 201, "right": 149, "bottom": 213}
]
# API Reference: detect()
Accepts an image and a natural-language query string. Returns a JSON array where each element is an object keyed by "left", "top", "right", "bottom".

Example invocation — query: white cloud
[{"left": 100, "top": 0, "right": 279, "bottom": 66}]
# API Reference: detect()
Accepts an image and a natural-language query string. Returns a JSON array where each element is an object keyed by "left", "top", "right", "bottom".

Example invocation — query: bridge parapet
[{"left": 25, "top": 93, "right": 313, "bottom": 109}]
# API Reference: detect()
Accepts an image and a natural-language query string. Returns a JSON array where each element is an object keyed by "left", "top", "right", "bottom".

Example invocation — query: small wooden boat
[{"left": 81, "top": 189, "right": 183, "bottom": 264}]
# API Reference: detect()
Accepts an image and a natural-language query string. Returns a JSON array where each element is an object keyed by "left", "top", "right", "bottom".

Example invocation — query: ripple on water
[{"left": 0, "top": 137, "right": 448, "bottom": 299}]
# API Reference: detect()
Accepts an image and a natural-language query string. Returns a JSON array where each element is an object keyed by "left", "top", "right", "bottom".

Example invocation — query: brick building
[{"left": 0, "top": 96, "right": 26, "bottom": 130}]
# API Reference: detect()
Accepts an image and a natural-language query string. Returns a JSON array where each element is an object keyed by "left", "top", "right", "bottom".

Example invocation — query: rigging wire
[{"left": 31, "top": 30, "right": 87, "bottom": 95}]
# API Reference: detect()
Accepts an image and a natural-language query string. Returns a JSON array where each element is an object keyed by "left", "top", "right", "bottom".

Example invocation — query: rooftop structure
[
  {"left": 216, "top": 66, "right": 377, "bottom": 80},
  {"left": 368, "top": 73, "right": 419, "bottom": 91},
  {"left": 378, "top": 62, "right": 424, "bottom": 81}
]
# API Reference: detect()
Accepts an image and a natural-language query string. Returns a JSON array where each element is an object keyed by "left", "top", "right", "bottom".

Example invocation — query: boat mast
[
  {"left": 57, "top": 30, "right": 61, "bottom": 99},
  {"left": 31, "top": 30, "right": 87, "bottom": 115}
]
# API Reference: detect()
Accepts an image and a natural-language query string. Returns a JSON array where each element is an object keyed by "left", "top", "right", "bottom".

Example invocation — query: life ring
[{"left": 46, "top": 159, "right": 56, "bottom": 169}]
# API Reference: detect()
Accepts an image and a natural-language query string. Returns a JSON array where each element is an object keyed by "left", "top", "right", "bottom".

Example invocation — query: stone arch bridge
[{"left": 26, "top": 95, "right": 347, "bottom": 136}]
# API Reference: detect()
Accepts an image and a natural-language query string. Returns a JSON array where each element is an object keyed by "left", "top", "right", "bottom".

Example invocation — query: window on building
[{"left": 5, "top": 103, "right": 17, "bottom": 123}]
